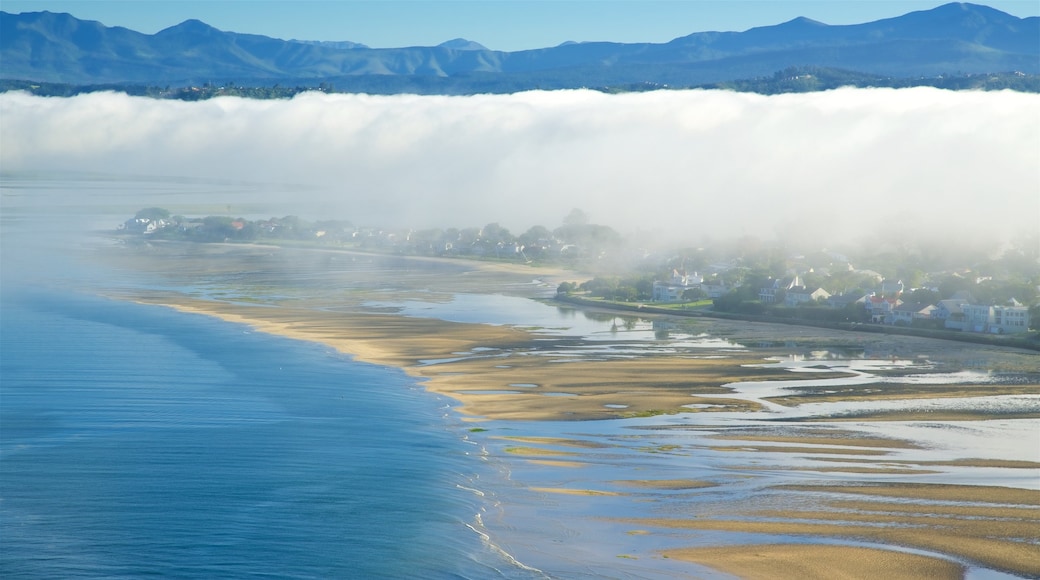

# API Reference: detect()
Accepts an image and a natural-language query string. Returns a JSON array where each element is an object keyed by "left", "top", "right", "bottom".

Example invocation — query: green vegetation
[
  {"left": 699, "top": 67, "right": 1040, "bottom": 95},
  {"left": 624, "top": 410, "right": 671, "bottom": 419},
  {"left": 117, "top": 207, "right": 624, "bottom": 268},
  {"left": 0, "top": 80, "right": 331, "bottom": 100},
  {"left": 134, "top": 207, "right": 171, "bottom": 220},
  {"left": 5, "top": 69, "right": 1037, "bottom": 100},
  {"left": 119, "top": 206, "right": 1039, "bottom": 344}
]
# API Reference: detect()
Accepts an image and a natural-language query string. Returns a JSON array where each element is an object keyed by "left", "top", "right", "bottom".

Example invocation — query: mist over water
[
  {"left": 2, "top": 145, "right": 1038, "bottom": 577},
  {"left": 2, "top": 88, "right": 1037, "bottom": 247},
  {"left": 0, "top": 176, "right": 546, "bottom": 579}
]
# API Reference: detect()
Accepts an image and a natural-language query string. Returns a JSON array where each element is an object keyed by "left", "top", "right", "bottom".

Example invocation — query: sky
[
  {"left": 1, "top": 0, "right": 1038, "bottom": 51},
  {"left": 3, "top": 88, "right": 1037, "bottom": 248}
]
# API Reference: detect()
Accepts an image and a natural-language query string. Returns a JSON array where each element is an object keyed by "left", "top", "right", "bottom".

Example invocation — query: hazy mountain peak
[
  {"left": 437, "top": 38, "right": 488, "bottom": 51},
  {"left": 1, "top": 5, "right": 1036, "bottom": 89},
  {"left": 933, "top": 2, "right": 1010, "bottom": 16},
  {"left": 156, "top": 19, "right": 221, "bottom": 36},
  {"left": 783, "top": 16, "right": 826, "bottom": 27}
]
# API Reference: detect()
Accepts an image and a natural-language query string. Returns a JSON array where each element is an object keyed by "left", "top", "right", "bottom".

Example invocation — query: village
[
  {"left": 647, "top": 267, "right": 1034, "bottom": 335},
  {"left": 119, "top": 208, "right": 1039, "bottom": 339}
]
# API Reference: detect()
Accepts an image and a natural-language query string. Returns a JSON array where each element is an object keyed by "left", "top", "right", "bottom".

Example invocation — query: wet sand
[
  {"left": 662, "top": 544, "right": 965, "bottom": 580},
  {"left": 140, "top": 297, "right": 785, "bottom": 421},
  {"left": 104, "top": 243, "right": 1040, "bottom": 579}
]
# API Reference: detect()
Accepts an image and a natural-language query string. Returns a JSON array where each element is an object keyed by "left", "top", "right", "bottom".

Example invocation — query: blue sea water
[
  {"left": 5, "top": 173, "right": 1037, "bottom": 579},
  {"left": 0, "top": 173, "right": 553, "bottom": 578},
  {"left": 0, "top": 285, "right": 539, "bottom": 579}
]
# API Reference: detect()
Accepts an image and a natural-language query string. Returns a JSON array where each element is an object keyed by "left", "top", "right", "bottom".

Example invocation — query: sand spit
[
  {"left": 709, "top": 433, "right": 923, "bottom": 449},
  {"left": 776, "top": 482, "right": 1040, "bottom": 505},
  {"left": 663, "top": 544, "right": 965, "bottom": 580},
  {"left": 153, "top": 289, "right": 1036, "bottom": 577},
  {"left": 639, "top": 514, "right": 1038, "bottom": 578},
  {"left": 136, "top": 294, "right": 1039, "bottom": 423},
  {"left": 626, "top": 482, "right": 1040, "bottom": 577},
  {"left": 135, "top": 297, "right": 786, "bottom": 421},
  {"left": 612, "top": 479, "right": 717, "bottom": 490},
  {"left": 104, "top": 244, "right": 1039, "bottom": 579}
]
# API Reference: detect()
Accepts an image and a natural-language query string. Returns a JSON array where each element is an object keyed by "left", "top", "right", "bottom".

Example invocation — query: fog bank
[{"left": 2, "top": 88, "right": 1037, "bottom": 245}]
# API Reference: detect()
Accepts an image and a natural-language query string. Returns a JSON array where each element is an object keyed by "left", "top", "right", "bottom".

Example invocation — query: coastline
[
  {"left": 109, "top": 243, "right": 1040, "bottom": 579},
  {"left": 555, "top": 294, "right": 1040, "bottom": 353}
]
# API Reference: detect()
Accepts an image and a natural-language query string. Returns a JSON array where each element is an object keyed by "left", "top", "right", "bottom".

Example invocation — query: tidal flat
[{"left": 99, "top": 241, "right": 1040, "bottom": 579}]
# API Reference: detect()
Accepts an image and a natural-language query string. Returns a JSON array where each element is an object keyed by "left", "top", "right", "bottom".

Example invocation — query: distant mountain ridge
[{"left": 1, "top": 3, "right": 1037, "bottom": 92}]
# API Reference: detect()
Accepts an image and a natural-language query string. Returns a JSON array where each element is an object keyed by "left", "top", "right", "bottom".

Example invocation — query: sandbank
[
  {"left": 813, "top": 409, "right": 1040, "bottom": 421},
  {"left": 105, "top": 244, "right": 1039, "bottom": 579},
  {"left": 632, "top": 517, "right": 1039, "bottom": 577},
  {"left": 525, "top": 459, "right": 588, "bottom": 468},
  {"left": 662, "top": 544, "right": 964, "bottom": 580},
  {"left": 776, "top": 483, "right": 1040, "bottom": 505},
  {"left": 529, "top": 487, "right": 621, "bottom": 496},
  {"left": 492, "top": 436, "right": 612, "bottom": 448},
  {"left": 766, "top": 384, "right": 1040, "bottom": 407},
  {"left": 733, "top": 465, "right": 942, "bottom": 474},
  {"left": 137, "top": 297, "right": 782, "bottom": 421},
  {"left": 502, "top": 446, "right": 578, "bottom": 457},
  {"left": 612, "top": 479, "right": 717, "bottom": 490},
  {"left": 811, "top": 456, "right": 1040, "bottom": 469},
  {"left": 708, "top": 445, "right": 893, "bottom": 456},
  {"left": 709, "top": 434, "right": 922, "bottom": 449}
]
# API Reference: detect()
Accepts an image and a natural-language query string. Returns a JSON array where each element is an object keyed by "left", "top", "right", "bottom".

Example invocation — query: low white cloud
[{"left": 2, "top": 88, "right": 1037, "bottom": 247}]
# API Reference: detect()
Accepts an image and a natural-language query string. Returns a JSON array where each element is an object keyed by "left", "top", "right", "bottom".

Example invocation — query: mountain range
[{"left": 1, "top": 3, "right": 1037, "bottom": 93}]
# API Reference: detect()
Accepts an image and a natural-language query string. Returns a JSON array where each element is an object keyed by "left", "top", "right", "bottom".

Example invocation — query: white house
[
  {"left": 759, "top": 280, "right": 782, "bottom": 303},
  {"left": 889, "top": 302, "right": 936, "bottom": 326},
  {"left": 827, "top": 293, "right": 868, "bottom": 309},
  {"left": 785, "top": 286, "right": 831, "bottom": 306},
  {"left": 652, "top": 269, "right": 703, "bottom": 302},
  {"left": 961, "top": 303, "right": 1032, "bottom": 334},
  {"left": 935, "top": 298, "right": 970, "bottom": 330},
  {"left": 866, "top": 295, "right": 902, "bottom": 323},
  {"left": 759, "top": 275, "right": 802, "bottom": 304},
  {"left": 701, "top": 280, "right": 730, "bottom": 299}
]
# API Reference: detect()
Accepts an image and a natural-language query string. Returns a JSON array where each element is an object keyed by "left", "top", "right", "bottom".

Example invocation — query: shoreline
[
  {"left": 555, "top": 294, "right": 1040, "bottom": 353},
  {"left": 108, "top": 245, "right": 1040, "bottom": 579}
]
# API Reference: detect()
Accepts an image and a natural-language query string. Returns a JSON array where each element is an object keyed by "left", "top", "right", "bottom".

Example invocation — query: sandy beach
[{"left": 106, "top": 242, "right": 1040, "bottom": 579}]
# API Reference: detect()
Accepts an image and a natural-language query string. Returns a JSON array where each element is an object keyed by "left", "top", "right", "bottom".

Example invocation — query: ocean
[
  {"left": 0, "top": 173, "right": 547, "bottom": 579},
  {"left": 3, "top": 173, "right": 1038, "bottom": 580},
  {"left": 0, "top": 285, "right": 549, "bottom": 579}
]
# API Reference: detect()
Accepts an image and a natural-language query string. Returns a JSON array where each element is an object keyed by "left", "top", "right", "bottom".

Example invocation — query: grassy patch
[{"left": 623, "top": 409, "right": 671, "bottom": 418}]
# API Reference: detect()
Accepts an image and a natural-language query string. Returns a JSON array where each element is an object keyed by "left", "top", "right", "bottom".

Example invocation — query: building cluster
[
  {"left": 653, "top": 268, "right": 1033, "bottom": 335},
  {"left": 119, "top": 209, "right": 1036, "bottom": 337},
  {"left": 651, "top": 269, "right": 731, "bottom": 301}
]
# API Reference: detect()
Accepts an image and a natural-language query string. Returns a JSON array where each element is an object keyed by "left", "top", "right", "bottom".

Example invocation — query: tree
[
  {"left": 519, "top": 225, "right": 551, "bottom": 248},
  {"left": 135, "top": 207, "right": 170, "bottom": 221},
  {"left": 682, "top": 287, "right": 708, "bottom": 302},
  {"left": 938, "top": 274, "right": 973, "bottom": 299},
  {"left": 615, "top": 286, "right": 638, "bottom": 301},
  {"left": 199, "top": 216, "right": 237, "bottom": 241},
  {"left": 633, "top": 276, "right": 654, "bottom": 300},
  {"left": 908, "top": 288, "right": 940, "bottom": 305},
  {"left": 563, "top": 208, "right": 589, "bottom": 226},
  {"left": 580, "top": 277, "right": 619, "bottom": 298},
  {"left": 481, "top": 222, "right": 513, "bottom": 245}
]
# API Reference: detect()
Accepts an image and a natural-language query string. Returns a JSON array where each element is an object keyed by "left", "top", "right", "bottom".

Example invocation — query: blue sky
[{"left": 3, "top": 1, "right": 1038, "bottom": 51}]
